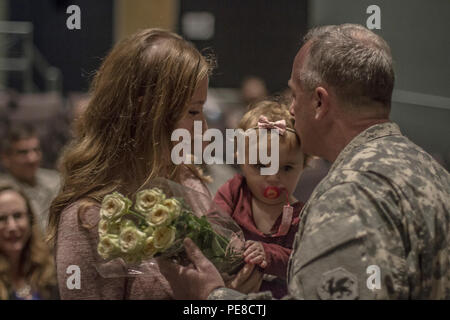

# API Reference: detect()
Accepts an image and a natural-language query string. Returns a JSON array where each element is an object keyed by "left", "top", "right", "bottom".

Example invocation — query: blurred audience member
[
  {"left": 241, "top": 76, "right": 268, "bottom": 106},
  {"left": 222, "top": 76, "right": 270, "bottom": 131},
  {"left": 0, "top": 183, "right": 58, "bottom": 300},
  {"left": 223, "top": 104, "right": 245, "bottom": 131},
  {"left": 202, "top": 89, "right": 243, "bottom": 194},
  {"left": 0, "top": 124, "right": 60, "bottom": 233},
  {"left": 9, "top": 93, "right": 70, "bottom": 170}
]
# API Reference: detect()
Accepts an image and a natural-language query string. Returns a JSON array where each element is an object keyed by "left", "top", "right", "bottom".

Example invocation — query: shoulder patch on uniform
[{"left": 317, "top": 267, "right": 359, "bottom": 300}]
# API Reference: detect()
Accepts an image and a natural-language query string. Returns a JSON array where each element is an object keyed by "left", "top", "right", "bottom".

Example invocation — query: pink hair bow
[{"left": 257, "top": 115, "right": 287, "bottom": 135}]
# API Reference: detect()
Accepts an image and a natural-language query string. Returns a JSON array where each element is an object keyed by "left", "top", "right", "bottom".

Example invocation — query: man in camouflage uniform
[{"left": 158, "top": 24, "right": 450, "bottom": 299}]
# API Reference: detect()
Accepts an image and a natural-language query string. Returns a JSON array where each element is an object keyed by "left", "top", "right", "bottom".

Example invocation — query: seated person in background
[
  {"left": 0, "top": 183, "right": 58, "bottom": 300},
  {"left": 0, "top": 124, "right": 60, "bottom": 233},
  {"left": 241, "top": 76, "right": 269, "bottom": 106},
  {"left": 214, "top": 100, "right": 310, "bottom": 298}
]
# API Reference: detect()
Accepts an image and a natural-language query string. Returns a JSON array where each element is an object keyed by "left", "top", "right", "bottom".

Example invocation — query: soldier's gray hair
[{"left": 300, "top": 24, "right": 395, "bottom": 108}]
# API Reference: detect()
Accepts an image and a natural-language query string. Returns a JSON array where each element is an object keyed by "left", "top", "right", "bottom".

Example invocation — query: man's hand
[
  {"left": 244, "top": 240, "right": 268, "bottom": 268},
  {"left": 157, "top": 238, "right": 225, "bottom": 300},
  {"left": 226, "top": 263, "right": 263, "bottom": 293}
]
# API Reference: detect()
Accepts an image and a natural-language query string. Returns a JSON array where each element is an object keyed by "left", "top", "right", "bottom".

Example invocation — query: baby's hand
[{"left": 244, "top": 240, "right": 268, "bottom": 268}]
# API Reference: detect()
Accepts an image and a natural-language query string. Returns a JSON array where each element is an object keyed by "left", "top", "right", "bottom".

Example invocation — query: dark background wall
[
  {"left": 308, "top": 0, "right": 450, "bottom": 169},
  {"left": 3, "top": 0, "right": 449, "bottom": 169},
  {"left": 8, "top": 0, "right": 114, "bottom": 93},
  {"left": 178, "top": 0, "right": 308, "bottom": 93}
]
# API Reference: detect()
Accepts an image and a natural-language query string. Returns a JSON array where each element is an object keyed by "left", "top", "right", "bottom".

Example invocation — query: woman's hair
[
  {"left": 238, "top": 100, "right": 310, "bottom": 168},
  {"left": 0, "top": 183, "right": 56, "bottom": 300},
  {"left": 47, "top": 29, "right": 213, "bottom": 244}
]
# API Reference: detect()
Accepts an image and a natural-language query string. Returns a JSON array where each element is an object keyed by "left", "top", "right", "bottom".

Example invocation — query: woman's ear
[{"left": 313, "top": 87, "right": 330, "bottom": 120}]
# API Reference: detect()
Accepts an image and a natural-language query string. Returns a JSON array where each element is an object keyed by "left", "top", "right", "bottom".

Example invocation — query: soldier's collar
[{"left": 330, "top": 121, "right": 402, "bottom": 172}]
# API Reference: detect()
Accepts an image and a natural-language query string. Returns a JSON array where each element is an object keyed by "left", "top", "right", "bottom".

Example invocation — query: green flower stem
[
  {"left": 184, "top": 213, "right": 231, "bottom": 255},
  {"left": 127, "top": 209, "right": 148, "bottom": 225},
  {"left": 177, "top": 211, "right": 243, "bottom": 273},
  {"left": 212, "top": 233, "right": 228, "bottom": 248}
]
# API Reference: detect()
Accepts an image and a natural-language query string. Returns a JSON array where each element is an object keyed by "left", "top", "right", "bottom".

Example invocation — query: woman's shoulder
[
  {"left": 179, "top": 166, "right": 212, "bottom": 198},
  {"left": 59, "top": 199, "right": 101, "bottom": 231},
  {"left": 61, "top": 198, "right": 100, "bottom": 215},
  {"left": 62, "top": 198, "right": 100, "bottom": 213}
]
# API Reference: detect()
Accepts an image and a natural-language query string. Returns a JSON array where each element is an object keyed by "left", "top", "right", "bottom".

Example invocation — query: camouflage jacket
[{"left": 209, "top": 122, "right": 450, "bottom": 300}]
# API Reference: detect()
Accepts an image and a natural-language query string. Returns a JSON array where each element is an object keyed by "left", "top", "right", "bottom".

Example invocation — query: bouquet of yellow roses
[{"left": 95, "top": 178, "right": 245, "bottom": 277}]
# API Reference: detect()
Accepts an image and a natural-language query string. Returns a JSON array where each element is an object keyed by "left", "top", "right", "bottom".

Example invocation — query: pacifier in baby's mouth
[
  {"left": 263, "top": 186, "right": 281, "bottom": 199},
  {"left": 262, "top": 186, "right": 294, "bottom": 236}
]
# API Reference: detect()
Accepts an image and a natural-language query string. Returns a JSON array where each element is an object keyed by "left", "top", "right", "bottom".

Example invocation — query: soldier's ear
[{"left": 313, "top": 87, "right": 330, "bottom": 120}]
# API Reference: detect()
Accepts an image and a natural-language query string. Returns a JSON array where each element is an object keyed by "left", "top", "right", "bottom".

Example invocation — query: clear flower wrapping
[{"left": 94, "top": 178, "right": 245, "bottom": 278}]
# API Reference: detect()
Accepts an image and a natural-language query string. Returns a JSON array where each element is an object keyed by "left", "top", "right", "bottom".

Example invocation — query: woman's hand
[{"left": 244, "top": 240, "right": 268, "bottom": 268}]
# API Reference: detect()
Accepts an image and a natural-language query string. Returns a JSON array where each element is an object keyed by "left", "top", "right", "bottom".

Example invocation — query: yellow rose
[
  {"left": 153, "top": 226, "right": 176, "bottom": 249},
  {"left": 120, "top": 219, "right": 135, "bottom": 229},
  {"left": 143, "top": 236, "right": 158, "bottom": 258},
  {"left": 98, "top": 219, "right": 120, "bottom": 236},
  {"left": 135, "top": 188, "right": 166, "bottom": 215},
  {"left": 119, "top": 226, "right": 146, "bottom": 253},
  {"left": 148, "top": 204, "right": 173, "bottom": 227},
  {"left": 143, "top": 225, "right": 154, "bottom": 236},
  {"left": 98, "top": 219, "right": 109, "bottom": 236},
  {"left": 100, "top": 192, "right": 131, "bottom": 221},
  {"left": 162, "top": 198, "right": 182, "bottom": 218},
  {"left": 97, "top": 235, "right": 120, "bottom": 259}
]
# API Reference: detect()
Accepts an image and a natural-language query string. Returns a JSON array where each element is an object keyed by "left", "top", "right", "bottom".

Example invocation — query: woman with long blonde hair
[
  {"left": 0, "top": 183, "right": 57, "bottom": 300},
  {"left": 47, "top": 29, "right": 213, "bottom": 299}
]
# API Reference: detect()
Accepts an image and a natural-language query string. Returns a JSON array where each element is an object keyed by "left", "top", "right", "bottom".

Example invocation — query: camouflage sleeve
[
  {"left": 287, "top": 181, "right": 408, "bottom": 299},
  {"left": 207, "top": 287, "right": 274, "bottom": 300}
]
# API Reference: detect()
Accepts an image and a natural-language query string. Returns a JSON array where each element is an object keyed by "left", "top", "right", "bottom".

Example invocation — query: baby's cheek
[
  {"left": 245, "top": 179, "right": 263, "bottom": 198},
  {"left": 285, "top": 173, "right": 302, "bottom": 192},
  {"left": 286, "top": 184, "right": 296, "bottom": 196}
]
